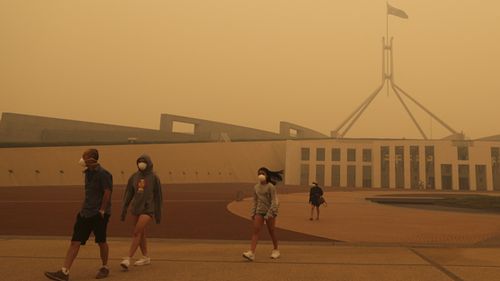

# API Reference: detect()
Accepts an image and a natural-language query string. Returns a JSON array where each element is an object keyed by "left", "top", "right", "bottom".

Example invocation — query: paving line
[{"left": 409, "top": 248, "right": 465, "bottom": 281}]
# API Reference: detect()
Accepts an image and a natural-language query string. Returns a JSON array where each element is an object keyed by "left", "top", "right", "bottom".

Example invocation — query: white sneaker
[
  {"left": 134, "top": 256, "right": 151, "bottom": 266},
  {"left": 270, "top": 249, "right": 280, "bottom": 259},
  {"left": 120, "top": 258, "right": 130, "bottom": 270},
  {"left": 242, "top": 250, "right": 255, "bottom": 261}
]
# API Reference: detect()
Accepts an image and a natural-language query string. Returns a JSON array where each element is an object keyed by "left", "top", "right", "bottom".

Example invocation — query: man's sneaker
[
  {"left": 270, "top": 249, "right": 281, "bottom": 259},
  {"left": 95, "top": 267, "right": 109, "bottom": 279},
  {"left": 242, "top": 250, "right": 255, "bottom": 261},
  {"left": 134, "top": 256, "right": 151, "bottom": 266},
  {"left": 120, "top": 258, "right": 130, "bottom": 271},
  {"left": 44, "top": 270, "right": 69, "bottom": 281}
]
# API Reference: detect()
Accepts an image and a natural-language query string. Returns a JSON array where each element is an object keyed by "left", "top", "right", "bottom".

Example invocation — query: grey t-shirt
[{"left": 80, "top": 165, "right": 113, "bottom": 218}]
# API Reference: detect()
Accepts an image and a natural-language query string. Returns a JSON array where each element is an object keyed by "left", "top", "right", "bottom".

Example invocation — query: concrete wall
[
  {"left": 0, "top": 112, "right": 168, "bottom": 144},
  {"left": 279, "top": 122, "right": 328, "bottom": 139},
  {"left": 0, "top": 141, "right": 286, "bottom": 186},
  {"left": 160, "top": 114, "right": 283, "bottom": 142},
  {"left": 0, "top": 112, "right": 332, "bottom": 145}
]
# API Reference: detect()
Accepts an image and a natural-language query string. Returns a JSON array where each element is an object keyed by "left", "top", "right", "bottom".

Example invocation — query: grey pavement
[{"left": 1, "top": 237, "right": 499, "bottom": 281}]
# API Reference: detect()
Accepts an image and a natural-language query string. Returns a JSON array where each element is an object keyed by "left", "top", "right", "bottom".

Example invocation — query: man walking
[{"left": 45, "top": 149, "right": 113, "bottom": 280}]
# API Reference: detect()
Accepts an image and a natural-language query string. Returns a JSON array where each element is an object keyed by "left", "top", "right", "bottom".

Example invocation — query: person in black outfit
[
  {"left": 309, "top": 182, "right": 324, "bottom": 220},
  {"left": 45, "top": 149, "right": 113, "bottom": 281}
]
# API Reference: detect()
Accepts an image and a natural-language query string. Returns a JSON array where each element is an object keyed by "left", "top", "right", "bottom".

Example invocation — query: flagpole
[
  {"left": 386, "top": 3, "right": 389, "bottom": 96},
  {"left": 386, "top": 2, "right": 389, "bottom": 46}
]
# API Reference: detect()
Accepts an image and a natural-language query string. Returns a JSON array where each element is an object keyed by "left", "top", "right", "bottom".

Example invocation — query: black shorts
[
  {"left": 71, "top": 213, "right": 110, "bottom": 245},
  {"left": 310, "top": 200, "right": 321, "bottom": 207}
]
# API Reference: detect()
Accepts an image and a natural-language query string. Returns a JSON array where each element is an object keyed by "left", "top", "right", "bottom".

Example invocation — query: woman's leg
[
  {"left": 265, "top": 217, "right": 278, "bottom": 250},
  {"left": 139, "top": 226, "right": 148, "bottom": 256},
  {"left": 128, "top": 215, "right": 139, "bottom": 255},
  {"left": 128, "top": 215, "right": 152, "bottom": 258},
  {"left": 310, "top": 205, "right": 315, "bottom": 220},
  {"left": 316, "top": 206, "right": 320, "bottom": 220},
  {"left": 250, "top": 215, "right": 264, "bottom": 252}
]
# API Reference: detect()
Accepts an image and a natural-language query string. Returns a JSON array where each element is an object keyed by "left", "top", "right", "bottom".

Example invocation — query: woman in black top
[{"left": 309, "top": 182, "right": 324, "bottom": 220}]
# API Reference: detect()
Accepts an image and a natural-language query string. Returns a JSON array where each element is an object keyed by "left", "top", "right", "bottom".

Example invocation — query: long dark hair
[{"left": 258, "top": 167, "right": 284, "bottom": 185}]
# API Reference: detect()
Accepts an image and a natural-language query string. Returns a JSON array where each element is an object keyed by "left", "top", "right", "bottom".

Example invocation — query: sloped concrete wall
[{"left": 0, "top": 113, "right": 168, "bottom": 144}]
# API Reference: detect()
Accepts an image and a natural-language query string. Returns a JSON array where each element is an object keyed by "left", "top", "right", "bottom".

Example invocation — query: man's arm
[
  {"left": 99, "top": 172, "right": 113, "bottom": 216},
  {"left": 99, "top": 189, "right": 111, "bottom": 216}
]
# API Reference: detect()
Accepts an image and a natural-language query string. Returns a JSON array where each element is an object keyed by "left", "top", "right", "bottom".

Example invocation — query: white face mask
[
  {"left": 78, "top": 158, "right": 86, "bottom": 167},
  {"left": 258, "top": 174, "right": 267, "bottom": 182},
  {"left": 138, "top": 162, "right": 148, "bottom": 171}
]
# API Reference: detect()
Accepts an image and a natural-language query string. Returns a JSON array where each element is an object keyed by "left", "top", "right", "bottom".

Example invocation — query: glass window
[
  {"left": 347, "top": 165, "right": 356, "bottom": 187},
  {"left": 425, "top": 146, "right": 435, "bottom": 189},
  {"left": 458, "top": 165, "right": 470, "bottom": 191},
  {"left": 362, "top": 166, "right": 372, "bottom": 188},
  {"left": 395, "top": 146, "right": 405, "bottom": 189},
  {"left": 347, "top": 149, "right": 356, "bottom": 162},
  {"left": 362, "top": 149, "right": 372, "bottom": 162},
  {"left": 316, "top": 148, "right": 325, "bottom": 161},
  {"left": 331, "top": 148, "right": 341, "bottom": 161},
  {"left": 476, "top": 165, "right": 487, "bottom": 191},
  {"left": 301, "top": 148, "right": 310, "bottom": 161},
  {"left": 492, "top": 147, "right": 500, "bottom": 190},
  {"left": 410, "top": 146, "right": 420, "bottom": 189},
  {"left": 316, "top": 164, "right": 325, "bottom": 186},
  {"left": 441, "top": 164, "right": 453, "bottom": 190},
  {"left": 380, "top": 146, "right": 390, "bottom": 188},
  {"left": 457, "top": 146, "right": 469, "bottom": 161},
  {"left": 331, "top": 165, "right": 340, "bottom": 187}
]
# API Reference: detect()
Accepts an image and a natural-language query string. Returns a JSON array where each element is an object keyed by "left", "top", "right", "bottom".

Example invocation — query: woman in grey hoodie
[
  {"left": 120, "top": 154, "right": 163, "bottom": 270},
  {"left": 243, "top": 167, "right": 284, "bottom": 262}
]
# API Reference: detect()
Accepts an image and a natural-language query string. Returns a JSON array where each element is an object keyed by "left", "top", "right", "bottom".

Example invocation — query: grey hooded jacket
[{"left": 121, "top": 154, "right": 163, "bottom": 224}]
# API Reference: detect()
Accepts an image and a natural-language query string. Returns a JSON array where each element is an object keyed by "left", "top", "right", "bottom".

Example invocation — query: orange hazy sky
[{"left": 0, "top": 1, "right": 499, "bottom": 139}]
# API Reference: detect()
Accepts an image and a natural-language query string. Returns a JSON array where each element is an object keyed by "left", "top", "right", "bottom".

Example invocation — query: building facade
[
  {"left": 2, "top": 138, "right": 500, "bottom": 191},
  {"left": 285, "top": 139, "right": 500, "bottom": 191}
]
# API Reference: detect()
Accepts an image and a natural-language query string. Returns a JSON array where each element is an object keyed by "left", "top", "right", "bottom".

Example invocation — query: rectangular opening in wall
[
  {"left": 476, "top": 165, "right": 487, "bottom": 191},
  {"left": 316, "top": 164, "right": 325, "bottom": 186},
  {"left": 458, "top": 165, "right": 470, "bottom": 191},
  {"left": 347, "top": 165, "right": 356, "bottom": 187},
  {"left": 363, "top": 149, "right": 372, "bottom": 162},
  {"left": 395, "top": 146, "right": 405, "bottom": 189},
  {"left": 441, "top": 164, "right": 453, "bottom": 190},
  {"left": 300, "top": 164, "right": 310, "bottom": 186},
  {"left": 410, "top": 146, "right": 420, "bottom": 189},
  {"left": 331, "top": 165, "right": 340, "bottom": 187},
  {"left": 301, "top": 148, "right": 310, "bottom": 161},
  {"left": 492, "top": 147, "right": 500, "bottom": 191},
  {"left": 381, "top": 146, "right": 390, "bottom": 188},
  {"left": 331, "top": 148, "right": 341, "bottom": 162},
  {"left": 172, "top": 121, "right": 195, "bottom": 135},
  {"left": 316, "top": 148, "right": 325, "bottom": 161},
  {"left": 362, "top": 166, "right": 372, "bottom": 188},
  {"left": 457, "top": 146, "right": 469, "bottom": 161},
  {"left": 425, "top": 146, "right": 435, "bottom": 190},
  {"left": 289, "top": 128, "right": 298, "bottom": 138},
  {"left": 347, "top": 149, "right": 356, "bottom": 162}
]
